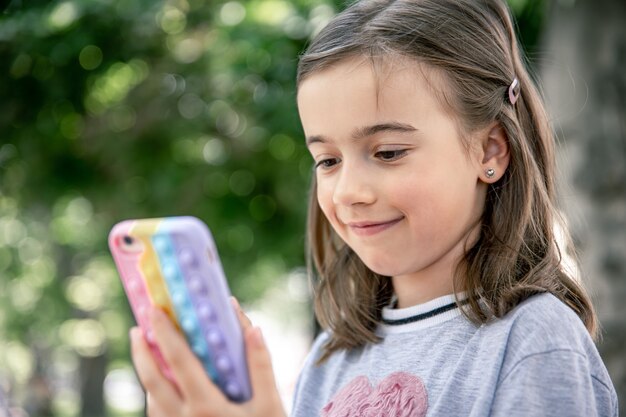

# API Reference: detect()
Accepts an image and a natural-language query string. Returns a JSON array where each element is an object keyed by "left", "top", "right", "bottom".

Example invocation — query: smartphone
[{"left": 108, "top": 216, "right": 251, "bottom": 403}]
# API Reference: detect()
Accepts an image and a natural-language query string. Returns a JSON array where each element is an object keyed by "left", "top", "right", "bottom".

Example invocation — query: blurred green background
[
  {"left": 0, "top": 0, "right": 345, "bottom": 414},
  {"left": 2, "top": 0, "right": 624, "bottom": 416}
]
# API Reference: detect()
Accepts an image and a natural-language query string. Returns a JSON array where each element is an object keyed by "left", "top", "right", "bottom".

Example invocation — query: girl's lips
[{"left": 347, "top": 217, "right": 404, "bottom": 236}]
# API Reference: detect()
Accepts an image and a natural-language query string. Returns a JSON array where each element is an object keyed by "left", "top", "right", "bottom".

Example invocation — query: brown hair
[{"left": 298, "top": 0, "right": 598, "bottom": 362}]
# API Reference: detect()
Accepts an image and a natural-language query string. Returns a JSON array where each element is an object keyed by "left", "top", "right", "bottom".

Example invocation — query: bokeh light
[
  {"left": 48, "top": 2, "right": 80, "bottom": 31},
  {"left": 79, "top": 45, "right": 103, "bottom": 71},
  {"left": 220, "top": 2, "right": 246, "bottom": 26},
  {"left": 104, "top": 368, "right": 145, "bottom": 413},
  {"left": 59, "top": 319, "right": 107, "bottom": 357}
]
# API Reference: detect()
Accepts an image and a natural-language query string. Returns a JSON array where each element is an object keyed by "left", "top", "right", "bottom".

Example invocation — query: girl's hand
[{"left": 130, "top": 298, "right": 286, "bottom": 417}]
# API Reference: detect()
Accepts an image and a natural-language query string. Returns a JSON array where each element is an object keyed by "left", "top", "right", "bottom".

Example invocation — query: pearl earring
[{"left": 485, "top": 168, "right": 495, "bottom": 178}]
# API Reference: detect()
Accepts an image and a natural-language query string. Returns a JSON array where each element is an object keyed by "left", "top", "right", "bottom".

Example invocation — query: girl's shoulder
[
  {"left": 490, "top": 292, "right": 589, "bottom": 343},
  {"left": 483, "top": 292, "right": 594, "bottom": 356},
  {"left": 306, "top": 330, "right": 332, "bottom": 363},
  {"left": 290, "top": 330, "right": 338, "bottom": 413},
  {"left": 294, "top": 331, "right": 333, "bottom": 381},
  {"left": 484, "top": 293, "right": 618, "bottom": 415},
  {"left": 484, "top": 292, "right": 613, "bottom": 388}
]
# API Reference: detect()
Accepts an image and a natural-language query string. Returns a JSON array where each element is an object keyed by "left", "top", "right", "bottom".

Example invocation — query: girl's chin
[
  {"left": 360, "top": 258, "right": 406, "bottom": 277},
  {"left": 349, "top": 246, "right": 414, "bottom": 276}
]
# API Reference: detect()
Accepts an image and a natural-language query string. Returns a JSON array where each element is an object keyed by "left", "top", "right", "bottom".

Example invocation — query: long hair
[{"left": 298, "top": 0, "right": 598, "bottom": 362}]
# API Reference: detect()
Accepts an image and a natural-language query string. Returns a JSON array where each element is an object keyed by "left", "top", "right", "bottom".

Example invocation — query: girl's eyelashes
[
  {"left": 374, "top": 149, "right": 408, "bottom": 162},
  {"left": 313, "top": 148, "right": 409, "bottom": 170},
  {"left": 315, "top": 157, "right": 341, "bottom": 170}
]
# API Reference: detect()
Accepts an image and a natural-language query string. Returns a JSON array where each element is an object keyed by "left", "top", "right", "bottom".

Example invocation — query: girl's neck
[
  {"left": 391, "top": 219, "right": 480, "bottom": 309},
  {"left": 391, "top": 232, "right": 473, "bottom": 309},
  {"left": 391, "top": 270, "right": 455, "bottom": 308}
]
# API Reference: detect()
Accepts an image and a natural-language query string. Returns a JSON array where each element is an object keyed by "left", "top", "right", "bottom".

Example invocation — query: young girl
[{"left": 130, "top": 0, "right": 618, "bottom": 415}]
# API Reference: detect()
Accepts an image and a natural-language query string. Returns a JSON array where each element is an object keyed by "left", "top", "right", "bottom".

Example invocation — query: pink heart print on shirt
[{"left": 322, "top": 371, "right": 428, "bottom": 417}]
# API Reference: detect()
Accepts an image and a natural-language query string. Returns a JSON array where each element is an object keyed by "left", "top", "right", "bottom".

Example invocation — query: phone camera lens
[{"left": 118, "top": 234, "right": 143, "bottom": 253}]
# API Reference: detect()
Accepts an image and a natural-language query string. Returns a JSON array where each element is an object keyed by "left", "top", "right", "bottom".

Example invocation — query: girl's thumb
[
  {"left": 245, "top": 327, "right": 283, "bottom": 413},
  {"left": 246, "top": 327, "right": 275, "bottom": 387}
]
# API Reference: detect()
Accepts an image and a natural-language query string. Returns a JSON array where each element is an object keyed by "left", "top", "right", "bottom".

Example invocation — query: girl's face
[{"left": 298, "top": 58, "right": 489, "bottom": 301}]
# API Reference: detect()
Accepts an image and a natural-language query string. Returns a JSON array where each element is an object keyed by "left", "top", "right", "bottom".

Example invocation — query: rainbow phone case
[{"left": 108, "top": 216, "right": 251, "bottom": 402}]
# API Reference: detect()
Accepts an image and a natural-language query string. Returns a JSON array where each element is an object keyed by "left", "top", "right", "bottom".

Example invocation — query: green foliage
[
  {"left": 0, "top": 0, "right": 344, "bottom": 413},
  {"left": 507, "top": 0, "right": 547, "bottom": 61}
]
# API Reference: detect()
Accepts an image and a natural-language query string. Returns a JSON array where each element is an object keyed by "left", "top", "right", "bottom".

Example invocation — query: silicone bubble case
[{"left": 108, "top": 216, "right": 251, "bottom": 403}]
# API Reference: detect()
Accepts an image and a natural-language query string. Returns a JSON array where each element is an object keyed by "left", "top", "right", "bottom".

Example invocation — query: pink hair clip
[{"left": 508, "top": 77, "right": 520, "bottom": 105}]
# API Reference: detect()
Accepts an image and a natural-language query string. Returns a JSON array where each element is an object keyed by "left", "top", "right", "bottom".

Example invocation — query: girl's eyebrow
[{"left": 305, "top": 121, "right": 419, "bottom": 146}]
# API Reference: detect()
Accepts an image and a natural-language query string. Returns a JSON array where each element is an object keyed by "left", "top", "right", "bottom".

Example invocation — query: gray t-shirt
[{"left": 291, "top": 293, "right": 617, "bottom": 416}]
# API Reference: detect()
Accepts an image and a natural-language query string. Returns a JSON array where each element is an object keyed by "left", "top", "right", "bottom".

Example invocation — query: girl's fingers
[
  {"left": 148, "top": 308, "right": 231, "bottom": 407},
  {"left": 230, "top": 296, "right": 252, "bottom": 331},
  {"left": 145, "top": 394, "right": 168, "bottom": 417},
  {"left": 244, "top": 326, "right": 285, "bottom": 417},
  {"left": 129, "top": 327, "right": 181, "bottom": 413},
  {"left": 231, "top": 297, "right": 285, "bottom": 416}
]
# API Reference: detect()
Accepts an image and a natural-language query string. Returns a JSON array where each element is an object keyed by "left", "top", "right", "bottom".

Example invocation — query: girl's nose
[{"left": 332, "top": 163, "right": 376, "bottom": 207}]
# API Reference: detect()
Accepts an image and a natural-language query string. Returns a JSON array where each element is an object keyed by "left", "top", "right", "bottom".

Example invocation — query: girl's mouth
[{"left": 347, "top": 217, "right": 404, "bottom": 236}]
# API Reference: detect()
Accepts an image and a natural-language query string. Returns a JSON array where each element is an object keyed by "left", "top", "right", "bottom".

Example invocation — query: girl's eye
[
  {"left": 315, "top": 158, "right": 340, "bottom": 170},
  {"left": 375, "top": 149, "right": 407, "bottom": 162}
]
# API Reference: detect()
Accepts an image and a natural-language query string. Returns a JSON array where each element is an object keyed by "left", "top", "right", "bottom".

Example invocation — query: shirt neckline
[{"left": 379, "top": 293, "right": 465, "bottom": 334}]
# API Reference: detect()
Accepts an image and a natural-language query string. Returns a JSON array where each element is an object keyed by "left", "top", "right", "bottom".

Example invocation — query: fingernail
[{"left": 149, "top": 307, "right": 165, "bottom": 324}]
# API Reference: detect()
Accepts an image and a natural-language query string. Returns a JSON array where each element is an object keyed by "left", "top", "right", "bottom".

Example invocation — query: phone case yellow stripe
[{"left": 130, "top": 219, "right": 179, "bottom": 326}]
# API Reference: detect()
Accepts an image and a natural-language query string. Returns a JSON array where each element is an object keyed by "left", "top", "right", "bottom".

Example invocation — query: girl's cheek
[
  {"left": 316, "top": 182, "right": 332, "bottom": 209},
  {"left": 318, "top": 199, "right": 334, "bottom": 225},
  {"left": 317, "top": 190, "right": 340, "bottom": 230}
]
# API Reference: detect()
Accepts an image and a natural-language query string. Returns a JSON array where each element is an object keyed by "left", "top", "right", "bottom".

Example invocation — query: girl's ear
[{"left": 477, "top": 123, "right": 510, "bottom": 183}]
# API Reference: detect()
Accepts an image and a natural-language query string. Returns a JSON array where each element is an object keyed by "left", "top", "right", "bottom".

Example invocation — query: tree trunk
[
  {"left": 79, "top": 353, "right": 107, "bottom": 417},
  {"left": 540, "top": 0, "right": 626, "bottom": 413}
]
